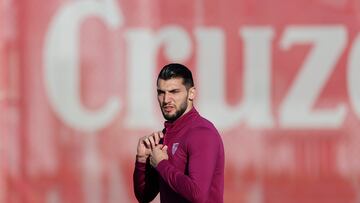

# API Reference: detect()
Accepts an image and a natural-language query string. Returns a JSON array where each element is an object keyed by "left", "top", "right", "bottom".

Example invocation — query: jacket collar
[{"left": 164, "top": 107, "right": 198, "bottom": 134}]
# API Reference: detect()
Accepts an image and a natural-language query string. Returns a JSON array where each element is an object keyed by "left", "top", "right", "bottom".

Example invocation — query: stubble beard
[{"left": 162, "top": 100, "right": 188, "bottom": 122}]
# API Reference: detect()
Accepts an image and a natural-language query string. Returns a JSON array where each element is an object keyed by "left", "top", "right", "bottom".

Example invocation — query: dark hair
[{"left": 157, "top": 63, "right": 194, "bottom": 89}]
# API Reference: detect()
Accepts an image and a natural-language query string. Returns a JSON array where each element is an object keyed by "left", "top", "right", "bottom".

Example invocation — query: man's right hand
[{"left": 136, "top": 131, "right": 164, "bottom": 163}]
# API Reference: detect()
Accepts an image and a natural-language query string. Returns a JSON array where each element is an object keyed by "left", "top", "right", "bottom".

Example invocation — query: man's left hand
[{"left": 150, "top": 144, "right": 168, "bottom": 167}]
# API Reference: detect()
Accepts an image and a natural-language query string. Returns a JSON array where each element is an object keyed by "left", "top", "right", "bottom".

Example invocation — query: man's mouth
[{"left": 163, "top": 105, "right": 174, "bottom": 113}]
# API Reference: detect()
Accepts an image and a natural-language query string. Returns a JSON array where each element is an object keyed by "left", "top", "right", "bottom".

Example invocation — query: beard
[{"left": 161, "top": 100, "right": 188, "bottom": 122}]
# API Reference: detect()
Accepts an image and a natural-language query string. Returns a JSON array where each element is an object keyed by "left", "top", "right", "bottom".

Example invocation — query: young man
[{"left": 133, "top": 63, "right": 224, "bottom": 203}]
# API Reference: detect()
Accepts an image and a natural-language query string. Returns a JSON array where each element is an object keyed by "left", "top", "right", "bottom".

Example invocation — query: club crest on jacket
[{"left": 172, "top": 143, "right": 179, "bottom": 155}]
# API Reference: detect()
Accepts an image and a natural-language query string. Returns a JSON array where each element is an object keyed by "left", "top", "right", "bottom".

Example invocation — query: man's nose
[{"left": 164, "top": 93, "right": 171, "bottom": 103}]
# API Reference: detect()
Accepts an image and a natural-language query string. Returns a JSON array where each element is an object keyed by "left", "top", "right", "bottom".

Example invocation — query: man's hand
[
  {"left": 136, "top": 131, "right": 164, "bottom": 163},
  {"left": 150, "top": 144, "right": 168, "bottom": 167}
]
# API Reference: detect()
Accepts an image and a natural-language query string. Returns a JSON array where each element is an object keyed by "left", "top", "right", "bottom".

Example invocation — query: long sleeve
[
  {"left": 155, "top": 127, "right": 223, "bottom": 203},
  {"left": 133, "top": 159, "right": 160, "bottom": 203}
]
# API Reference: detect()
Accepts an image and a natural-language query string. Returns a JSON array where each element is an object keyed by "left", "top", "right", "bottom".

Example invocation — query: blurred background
[{"left": 1, "top": 0, "right": 360, "bottom": 202}]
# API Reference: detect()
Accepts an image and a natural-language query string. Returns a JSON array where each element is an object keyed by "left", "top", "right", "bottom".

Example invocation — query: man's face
[{"left": 157, "top": 78, "right": 194, "bottom": 121}]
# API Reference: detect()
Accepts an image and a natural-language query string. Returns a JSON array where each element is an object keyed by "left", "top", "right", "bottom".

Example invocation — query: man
[{"left": 133, "top": 63, "right": 224, "bottom": 203}]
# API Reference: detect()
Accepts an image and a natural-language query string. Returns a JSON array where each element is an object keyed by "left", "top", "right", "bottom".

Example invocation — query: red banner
[{"left": 2, "top": 0, "right": 360, "bottom": 202}]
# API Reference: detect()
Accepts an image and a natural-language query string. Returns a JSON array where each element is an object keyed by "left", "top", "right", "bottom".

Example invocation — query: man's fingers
[
  {"left": 154, "top": 132, "right": 160, "bottom": 145},
  {"left": 154, "top": 144, "right": 163, "bottom": 149},
  {"left": 149, "top": 135, "right": 156, "bottom": 149},
  {"left": 142, "top": 138, "right": 151, "bottom": 148},
  {"left": 159, "top": 131, "right": 164, "bottom": 139},
  {"left": 152, "top": 144, "right": 166, "bottom": 151},
  {"left": 162, "top": 145, "right": 168, "bottom": 152},
  {"left": 141, "top": 130, "right": 163, "bottom": 149},
  {"left": 150, "top": 131, "right": 163, "bottom": 147}
]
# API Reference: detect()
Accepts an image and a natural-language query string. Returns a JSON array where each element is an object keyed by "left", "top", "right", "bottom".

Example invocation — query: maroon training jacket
[{"left": 134, "top": 108, "right": 224, "bottom": 203}]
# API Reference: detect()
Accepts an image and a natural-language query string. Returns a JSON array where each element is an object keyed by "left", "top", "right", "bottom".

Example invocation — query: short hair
[{"left": 157, "top": 63, "right": 194, "bottom": 89}]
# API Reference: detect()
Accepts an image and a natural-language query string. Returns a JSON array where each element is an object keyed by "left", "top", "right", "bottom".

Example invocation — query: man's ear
[{"left": 188, "top": 87, "right": 196, "bottom": 101}]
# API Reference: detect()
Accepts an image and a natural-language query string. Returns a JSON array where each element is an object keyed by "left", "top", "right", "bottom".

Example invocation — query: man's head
[{"left": 157, "top": 63, "right": 196, "bottom": 121}]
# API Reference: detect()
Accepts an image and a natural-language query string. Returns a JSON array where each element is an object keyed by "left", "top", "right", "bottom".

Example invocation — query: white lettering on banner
[
  {"left": 124, "top": 26, "right": 192, "bottom": 128},
  {"left": 124, "top": 30, "right": 159, "bottom": 128},
  {"left": 348, "top": 34, "right": 360, "bottom": 119},
  {"left": 196, "top": 27, "right": 274, "bottom": 129},
  {"left": 43, "top": 0, "right": 122, "bottom": 132},
  {"left": 44, "top": 14, "right": 359, "bottom": 131},
  {"left": 279, "top": 26, "right": 347, "bottom": 128}
]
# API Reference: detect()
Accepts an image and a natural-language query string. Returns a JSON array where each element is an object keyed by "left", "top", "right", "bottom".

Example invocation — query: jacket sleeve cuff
[
  {"left": 135, "top": 160, "right": 147, "bottom": 171},
  {"left": 155, "top": 159, "right": 169, "bottom": 174}
]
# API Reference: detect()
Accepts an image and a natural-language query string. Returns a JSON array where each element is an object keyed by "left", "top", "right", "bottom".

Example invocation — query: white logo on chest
[{"left": 172, "top": 143, "right": 179, "bottom": 155}]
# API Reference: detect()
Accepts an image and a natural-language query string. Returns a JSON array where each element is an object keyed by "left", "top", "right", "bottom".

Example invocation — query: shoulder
[
  {"left": 185, "top": 116, "right": 222, "bottom": 147},
  {"left": 192, "top": 114, "right": 219, "bottom": 134}
]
